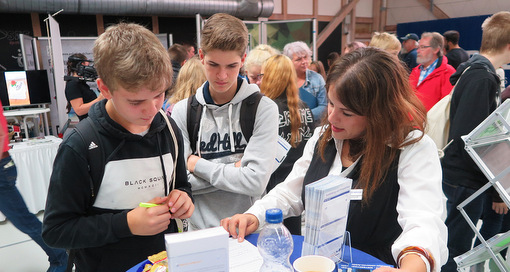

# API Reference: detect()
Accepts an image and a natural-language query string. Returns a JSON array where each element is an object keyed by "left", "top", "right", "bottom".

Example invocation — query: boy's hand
[
  {"left": 127, "top": 196, "right": 171, "bottom": 236},
  {"left": 220, "top": 213, "right": 259, "bottom": 242},
  {"left": 187, "top": 155, "right": 200, "bottom": 172},
  {"left": 167, "top": 189, "right": 194, "bottom": 219}
]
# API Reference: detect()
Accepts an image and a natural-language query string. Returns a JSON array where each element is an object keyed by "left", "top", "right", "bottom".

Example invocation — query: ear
[
  {"left": 240, "top": 52, "right": 247, "bottom": 65},
  {"left": 96, "top": 78, "right": 113, "bottom": 100},
  {"left": 199, "top": 48, "right": 205, "bottom": 64}
]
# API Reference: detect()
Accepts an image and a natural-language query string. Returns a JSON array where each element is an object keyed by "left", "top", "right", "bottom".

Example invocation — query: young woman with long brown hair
[{"left": 222, "top": 48, "right": 447, "bottom": 272}]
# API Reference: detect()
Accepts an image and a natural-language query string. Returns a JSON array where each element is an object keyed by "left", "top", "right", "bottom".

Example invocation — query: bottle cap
[{"left": 265, "top": 208, "right": 283, "bottom": 223}]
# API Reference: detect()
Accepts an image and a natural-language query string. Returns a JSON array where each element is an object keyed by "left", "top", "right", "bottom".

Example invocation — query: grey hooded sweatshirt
[{"left": 172, "top": 78, "right": 279, "bottom": 229}]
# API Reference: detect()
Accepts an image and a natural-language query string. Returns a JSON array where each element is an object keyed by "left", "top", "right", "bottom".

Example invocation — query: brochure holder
[{"left": 454, "top": 100, "right": 510, "bottom": 271}]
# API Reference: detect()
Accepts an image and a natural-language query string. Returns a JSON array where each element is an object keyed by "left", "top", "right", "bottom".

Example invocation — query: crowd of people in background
[{"left": 2, "top": 9, "right": 509, "bottom": 272}]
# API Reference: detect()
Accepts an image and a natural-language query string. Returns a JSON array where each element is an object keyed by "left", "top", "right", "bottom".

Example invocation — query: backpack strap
[
  {"left": 74, "top": 117, "right": 105, "bottom": 203},
  {"left": 239, "top": 92, "right": 264, "bottom": 142},
  {"left": 186, "top": 94, "right": 203, "bottom": 154},
  {"left": 66, "top": 117, "right": 105, "bottom": 272}
]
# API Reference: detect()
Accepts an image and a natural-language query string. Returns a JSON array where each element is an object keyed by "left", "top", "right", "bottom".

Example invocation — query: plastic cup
[{"left": 293, "top": 255, "right": 337, "bottom": 272}]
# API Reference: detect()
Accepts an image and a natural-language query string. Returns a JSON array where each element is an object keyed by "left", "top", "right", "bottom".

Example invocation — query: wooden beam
[
  {"left": 282, "top": 0, "right": 288, "bottom": 19},
  {"left": 96, "top": 15, "right": 104, "bottom": 36},
  {"left": 30, "top": 13, "right": 42, "bottom": 37},
  {"left": 269, "top": 14, "right": 334, "bottom": 21},
  {"left": 313, "top": 0, "right": 319, "bottom": 18},
  {"left": 152, "top": 16, "right": 159, "bottom": 34},
  {"left": 372, "top": 0, "right": 381, "bottom": 32},
  {"left": 317, "top": 0, "right": 360, "bottom": 48},
  {"left": 417, "top": 0, "right": 449, "bottom": 19}
]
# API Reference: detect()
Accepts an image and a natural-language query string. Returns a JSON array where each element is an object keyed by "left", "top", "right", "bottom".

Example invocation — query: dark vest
[{"left": 302, "top": 139, "right": 402, "bottom": 266}]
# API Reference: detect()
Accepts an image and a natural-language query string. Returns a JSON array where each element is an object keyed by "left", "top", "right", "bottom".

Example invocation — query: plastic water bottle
[{"left": 257, "top": 208, "right": 294, "bottom": 272}]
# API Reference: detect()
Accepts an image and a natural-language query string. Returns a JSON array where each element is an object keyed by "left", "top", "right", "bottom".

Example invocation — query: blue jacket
[{"left": 299, "top": 69, "right": 327, "bottom": 121}]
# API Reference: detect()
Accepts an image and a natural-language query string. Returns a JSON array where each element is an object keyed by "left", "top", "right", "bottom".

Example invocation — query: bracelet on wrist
[{"left": 397, "top": 246, "right": 434, "bottom": 272}]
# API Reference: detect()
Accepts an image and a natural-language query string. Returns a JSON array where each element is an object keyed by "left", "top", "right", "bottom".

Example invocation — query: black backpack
[{"left": 186, "top": 92, "right": 264, "bottom": 154}]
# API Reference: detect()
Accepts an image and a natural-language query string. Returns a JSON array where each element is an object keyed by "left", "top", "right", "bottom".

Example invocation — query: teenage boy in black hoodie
[
  {"left": 442, "top": 11, "right": 510, "bottom": 272},
  {"left": 42, "top": 23, "right": 194, "bottom": 272}
]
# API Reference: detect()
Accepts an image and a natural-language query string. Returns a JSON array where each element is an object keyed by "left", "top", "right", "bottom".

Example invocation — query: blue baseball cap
[{"left": 401, "top": 33, "right": 419, "bottom": 41}]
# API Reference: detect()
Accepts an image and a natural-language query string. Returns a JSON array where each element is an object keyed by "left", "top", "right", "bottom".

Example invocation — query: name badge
[{"left": 350, "top": 189, "right": 363, "bottom": 200}]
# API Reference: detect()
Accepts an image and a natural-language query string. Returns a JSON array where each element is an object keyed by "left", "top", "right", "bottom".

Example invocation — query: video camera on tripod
[{"left": 64, "top": 56, "right": 98, "bottom": 82}]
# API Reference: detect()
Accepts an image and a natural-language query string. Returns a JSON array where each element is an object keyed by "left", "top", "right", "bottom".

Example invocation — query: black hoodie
[
  {"left": 42, "top": 100, "right": 192, "bottom": 272},
  {"left": 442, "top": 54, "right": 500, "bottom": 189}
]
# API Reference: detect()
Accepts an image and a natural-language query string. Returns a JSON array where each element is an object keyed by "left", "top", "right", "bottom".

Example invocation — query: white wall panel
[
  {"left": 288, "top": 0, "right": 313, "bottom": 15},
  {"left": 273, "top": 0, "right": 282, "bottom": 14},
  {"left": 318, "top": 0, "right": 341, "bottom": 16},
  {"left": 356, "top": 0, "right": 373, "bottom": 17},
  {"left": 386, "top": 0, "right": 510, "bottom": 25}
]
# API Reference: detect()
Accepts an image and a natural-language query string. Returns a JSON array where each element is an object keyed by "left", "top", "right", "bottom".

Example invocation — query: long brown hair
[
  {"left": 319, "top": 47, "right": 426, "bottom": 202},
  {"left": 169, "top": 56, "right": 206, "bottom": 104},
  {"left": 259, "top": 54, "right": 302, "bottom": 147}
]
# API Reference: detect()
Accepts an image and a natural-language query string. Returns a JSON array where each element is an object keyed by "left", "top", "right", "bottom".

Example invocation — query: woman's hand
[{"left": 220, "top": 213, "right": 259, "bottom": 242}]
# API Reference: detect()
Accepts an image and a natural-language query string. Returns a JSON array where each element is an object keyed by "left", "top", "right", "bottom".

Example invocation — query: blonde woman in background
[
  {"left": 244, "top": 44, "right": 279, "bottom": 86},
  {"left": 369, "top": 32, "right": 402, "bottom": 56},
  {"left": 259, "top": 54, "right": 315, "bottom": 235},
  {"left": 166, "top": 56, "right": 207, "bottom": 114}
]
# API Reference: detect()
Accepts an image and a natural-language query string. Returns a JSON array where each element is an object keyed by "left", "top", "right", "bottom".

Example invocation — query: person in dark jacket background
[
  {"left": 442, "top": 11, "right": 510, "bottom": 272},
  {"left": 42, "top": 23, "right": 194, "bottom": 272}
]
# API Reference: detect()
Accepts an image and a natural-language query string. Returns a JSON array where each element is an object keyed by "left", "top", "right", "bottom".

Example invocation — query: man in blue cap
[{"left": 399, "top": 33, "right": 419, "bottom": 72}]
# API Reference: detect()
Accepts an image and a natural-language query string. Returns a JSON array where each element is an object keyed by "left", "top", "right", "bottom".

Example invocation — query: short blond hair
[
  {"left": 245, "top": 44, "right": 279, "bottom": 72},
  {"left": 481, "top": 11, "right": 510, "bottom": 55},
  {"left": 93, "top": 23, "right": 172, "bottom": 93},
  {"left": 369, "top": 32, "right": 401, "bottom": 52},
  {"left": 200, "top": 13, "right": 248, "bottom": 56},
  {"left": 169, "top": 56, "right": 206, "bottom": 104}
]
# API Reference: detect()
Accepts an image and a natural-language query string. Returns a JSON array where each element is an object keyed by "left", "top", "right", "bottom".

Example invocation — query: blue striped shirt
[{"left": 418, "top": 58, "right": 439, "bottom": 85}]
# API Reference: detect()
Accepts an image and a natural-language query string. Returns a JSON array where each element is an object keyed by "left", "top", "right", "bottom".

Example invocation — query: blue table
[{"left": 127, "top": 234, "right": 389, "bottom": 272}]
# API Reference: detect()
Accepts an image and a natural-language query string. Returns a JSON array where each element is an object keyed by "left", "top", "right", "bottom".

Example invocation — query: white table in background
[
  {"left": 3, "top": 107, "right": 51, "bottom": 139},
  {"left": 0, "top": 136, "right": 62, "bottom": 222}
]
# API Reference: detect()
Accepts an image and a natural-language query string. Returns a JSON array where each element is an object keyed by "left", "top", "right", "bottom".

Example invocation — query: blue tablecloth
[{"left": 127, "top": 233, "right": 389, "bottom": 272}]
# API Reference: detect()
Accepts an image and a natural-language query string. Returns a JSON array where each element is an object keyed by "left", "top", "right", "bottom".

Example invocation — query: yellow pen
[{"left": 139, "top": 202, "right": 160, "bottom": 208}]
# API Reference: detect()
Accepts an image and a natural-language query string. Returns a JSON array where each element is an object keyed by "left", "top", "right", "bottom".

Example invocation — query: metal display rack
[{"left": 454, "top": 99, "right": 510, "bottom": 271}]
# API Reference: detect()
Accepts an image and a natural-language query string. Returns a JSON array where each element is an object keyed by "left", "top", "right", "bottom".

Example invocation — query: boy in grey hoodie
[{"left": 171, "top": 13, "right": 279, "bottom": 229}]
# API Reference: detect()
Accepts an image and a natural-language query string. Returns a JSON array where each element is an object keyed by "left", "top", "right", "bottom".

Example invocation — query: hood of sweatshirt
[
  {"left": 450, "top": 54, "right": 499, "bottom": 86},
  {"left": 88, "top": 99, "right": 167, "bottom": 141}
]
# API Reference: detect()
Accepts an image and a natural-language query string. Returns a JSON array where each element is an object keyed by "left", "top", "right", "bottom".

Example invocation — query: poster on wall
[
  {"left": 245, "top": 22, "right": 260, "bottom": 51},
  {"left": 262, "top": 20, "right": 313, "bottom": 52}
]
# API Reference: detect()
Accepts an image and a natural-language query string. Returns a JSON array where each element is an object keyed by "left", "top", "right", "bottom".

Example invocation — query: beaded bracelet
[{"left": 397, "top": 246, "right": 435, "bottom": 272}]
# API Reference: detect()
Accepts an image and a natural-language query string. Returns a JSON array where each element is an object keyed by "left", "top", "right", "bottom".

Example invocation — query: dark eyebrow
[{"left": 127, "top": 99, "right": 146, "bottom": 103}]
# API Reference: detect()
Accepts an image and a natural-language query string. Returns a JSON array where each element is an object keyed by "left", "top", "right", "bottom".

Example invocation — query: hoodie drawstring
[
  {"left": 228, "top": 104, "right": 235, "bottom": 153},
  {"left": 197, "top": 104, "right": 207, "bottom": 157},
  {"left": 156, "top": 133, "right": 169, "bottom": 195}
]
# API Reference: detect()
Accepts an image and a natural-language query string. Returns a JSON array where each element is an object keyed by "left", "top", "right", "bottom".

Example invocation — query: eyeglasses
[
  {"left": 256, "top": 74, "right": 264, "bottom": 81},
  {"left": 417, "top": 45, "right": 432, "bottom": 50}
]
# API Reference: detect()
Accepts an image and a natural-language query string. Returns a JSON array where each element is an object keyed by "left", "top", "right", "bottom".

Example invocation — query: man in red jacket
[{"left": 409, "top": 32, "right": 456, "bottom": 111}]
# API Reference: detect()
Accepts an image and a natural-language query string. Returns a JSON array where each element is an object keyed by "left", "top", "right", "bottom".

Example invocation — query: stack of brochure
[{"left": 302, "top": 175, "right": 352, "bottom": 262}]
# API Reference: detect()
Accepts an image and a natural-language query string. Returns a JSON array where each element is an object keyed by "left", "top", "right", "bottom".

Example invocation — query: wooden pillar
[
  {"left": 152, "top": 16, "right": 159, "bottom": 34},
  {"left": 96, "top": 15, "right": 104, "bottom": 36},
  {"left": 372, "top": 0, "right": 381, "bottom": 32},
  {"left": 282, "top": 0, "right": 288, "bottom": 20}
]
